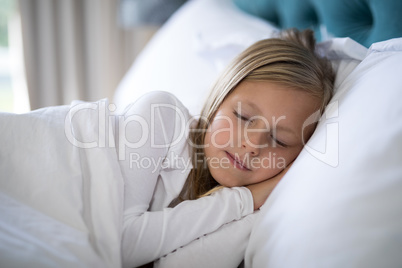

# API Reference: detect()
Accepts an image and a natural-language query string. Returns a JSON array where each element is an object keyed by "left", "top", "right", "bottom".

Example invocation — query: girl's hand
[{"left": 246, "top": 163, "right": 293, "bottom": 210}]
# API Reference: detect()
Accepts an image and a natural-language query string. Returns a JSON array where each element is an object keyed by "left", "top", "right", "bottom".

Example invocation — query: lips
[{"left": 225, "top": 152, "right": 251, "bottom": 171}]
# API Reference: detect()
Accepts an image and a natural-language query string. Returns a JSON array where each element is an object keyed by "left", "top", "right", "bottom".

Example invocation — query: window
[{"left": 0, "top": 0, "right": 29, "bottom": 113}]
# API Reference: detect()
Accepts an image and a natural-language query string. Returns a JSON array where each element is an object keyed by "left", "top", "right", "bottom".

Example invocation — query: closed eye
[
  {"left": 233, "top": 110, "right": 251, "bottom": 122},
  {"left": 270, "top": 135, "right": 288, "bottom": 148}
]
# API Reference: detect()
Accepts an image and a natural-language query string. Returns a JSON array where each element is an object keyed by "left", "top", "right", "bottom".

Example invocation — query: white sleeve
[
  {"left": 118, "top": 92, "right": 254, "bottom": 268},
  {"left": 154, "top": 212, "right": 260, "bottom": 268}
]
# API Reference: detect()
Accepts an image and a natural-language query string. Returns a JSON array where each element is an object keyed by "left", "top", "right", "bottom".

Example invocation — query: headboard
[{"left": 233, "top": 0, "right": 402, "bottom": 47}]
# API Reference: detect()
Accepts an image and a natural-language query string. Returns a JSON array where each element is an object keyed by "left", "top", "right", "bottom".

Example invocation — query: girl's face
[{"left": 203, "top": 80, "right": 321, "bottom": 187}]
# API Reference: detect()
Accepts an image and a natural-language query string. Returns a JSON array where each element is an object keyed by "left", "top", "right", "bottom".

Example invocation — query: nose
[{"left": 241, "top": 129, "right": 266, "bottom": 156}]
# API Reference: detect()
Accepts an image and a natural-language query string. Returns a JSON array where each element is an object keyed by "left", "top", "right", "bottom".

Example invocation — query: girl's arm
[
  {"left": 122, "top": 187, "right": 253, "bottom": 267},
  {"left": 153, "top": 164, "right": 291, "bottom": 268},
  {"left": 154, "top": 212, "right": 260, "bottom": 268}
]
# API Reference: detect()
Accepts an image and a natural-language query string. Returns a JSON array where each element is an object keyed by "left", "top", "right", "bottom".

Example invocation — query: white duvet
[{"left": 0, "top": 100, "right": 123, "bottom": 267}]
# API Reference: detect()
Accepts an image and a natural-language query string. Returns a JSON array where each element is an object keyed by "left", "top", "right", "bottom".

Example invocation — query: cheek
[
  {"left": 207, "top": 118, "right": 235, "bottom": 147},
  {"left": 255, "top": 167, "right": 280, "bottom": 182},
  {"left": 255, "top": 151, "right": 287, "bottom": 175},
  {"left": 256, "top": 146, "right": 303, "bottom": 175},
  {"left": 273, "top": 145, "right": 304, "bottom": 167}
]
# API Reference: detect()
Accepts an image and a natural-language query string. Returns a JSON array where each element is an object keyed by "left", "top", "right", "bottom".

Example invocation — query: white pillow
[
  {"left": 316, "top": 37, "right": 367, "bottom": 89},
  {"left": 245, "top": 37, "right": 402, "bottom": 267},
  {"left": 113, "top": 0, "right": 278, "bottom": 116}
]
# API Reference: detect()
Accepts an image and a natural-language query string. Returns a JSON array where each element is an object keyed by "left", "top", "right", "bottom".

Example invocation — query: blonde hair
[{"left": 169, "top": 29, "right": 334, "bottom": 207}]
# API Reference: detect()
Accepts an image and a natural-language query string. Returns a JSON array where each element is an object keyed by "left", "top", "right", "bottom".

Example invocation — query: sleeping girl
[{"left": 120, "top": 29, "right": 334, "bottom": 267}]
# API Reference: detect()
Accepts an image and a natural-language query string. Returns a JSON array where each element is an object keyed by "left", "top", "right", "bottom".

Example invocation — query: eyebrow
[{"left": 239, "top": 100, "right": 260, "bottom": 113}]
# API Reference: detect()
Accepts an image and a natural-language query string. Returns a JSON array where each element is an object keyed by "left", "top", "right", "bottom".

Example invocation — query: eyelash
[
  {"left": 233, "top": 110, "right": 288, "bottom": 148},
  {"left": 271, "top": 135, "right": 288, "bottom": 148},
  {"left": 233, "top": 110, "right": 250, "bottom": 122}
]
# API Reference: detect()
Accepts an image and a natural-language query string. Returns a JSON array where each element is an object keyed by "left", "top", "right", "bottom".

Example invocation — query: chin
[
  {"left": 210, "top": 169, "right": 244, "bottom": 187},
  {"left": 215, "top": 178, "right": 241, "bottom": 188}
]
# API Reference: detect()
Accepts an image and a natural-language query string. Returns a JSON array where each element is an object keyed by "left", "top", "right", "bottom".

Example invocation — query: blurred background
[
  {"left": 0, "top": 0, "right": 21, "bottom": 112},
  {"left": 0, "top": 0, "right": 186, "bottom": 113}
]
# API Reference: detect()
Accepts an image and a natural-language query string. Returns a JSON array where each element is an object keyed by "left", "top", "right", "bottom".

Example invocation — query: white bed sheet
[{"left": 0, "top": 100, "right": 124, "bottom": 267}]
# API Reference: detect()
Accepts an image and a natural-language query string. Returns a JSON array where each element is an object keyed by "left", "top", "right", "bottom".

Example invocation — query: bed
[
  {"left": 1, "top": 0, "right": 402, "bottom": 267},
  {"left": 115, "top": 0, "right": 402, "bottom": 266}
]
